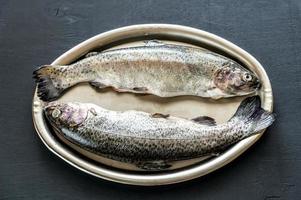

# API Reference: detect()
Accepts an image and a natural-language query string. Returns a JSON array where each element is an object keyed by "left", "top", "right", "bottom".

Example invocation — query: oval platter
[{"left": 32, "top": 24, "right": 273, "bottom": 185}]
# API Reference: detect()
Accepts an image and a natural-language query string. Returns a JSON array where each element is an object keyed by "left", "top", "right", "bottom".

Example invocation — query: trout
[
  {"left": 34, "top": 41, "right": 260, "bottom": 101},
  {"left": 44, "top": 96, "right": 274, "bottom": 171}
]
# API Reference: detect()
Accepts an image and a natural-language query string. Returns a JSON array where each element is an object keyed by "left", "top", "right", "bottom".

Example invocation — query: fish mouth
[
  {"left": 43, "top": 104, "right": 62, "bottom": 126},
  {"left": 43, "top": 107, "right": 56, "bottom": 125},
  {"left": 251, "top": 79, "right": 261, "bottom": 90}
]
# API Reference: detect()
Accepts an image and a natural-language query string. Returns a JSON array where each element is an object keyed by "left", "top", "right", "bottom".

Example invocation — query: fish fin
[
  {"left": 33, "top": 65, "right": 64, "bottom": 101},
  {"left": 85, "top": 52, "right": 99, "bottom": 58},
  {"left": 89, "top": 80, "right": 107, "bottom": 89},
  {"left": 136, "top": 160, "right": 171, "bottom": 171},
  {"left": 231, "top": 96, "right": 275, "bottom": 133},
  {"left": 192, "top": 116, "right": 216, "bottom": 126},
  {"left": 134, "top": 93, "right": 151, "bottom": 96},
  {"left": 144, "top": 40, "right": 165, "bottom": 46},
  {"left": 132, "top": 87, "right": 148, "bottom": 92},
  {"left": 252, "top": 110, "right": 276, "bottom": 132},
  {"left": 231, "top": 96, "right": 261, "bottom": 120},
  {"left": 112, "top": 87, "right": 131, "bottom": 92},
  {"left": 151, "top": 113, "right": 170, "bottom": 118},
  {"left": 89, "top": 108, "right": 97, "bottom": 116},
  {"left": 211, "top": 152, "right": 221, "bottom": 157}
]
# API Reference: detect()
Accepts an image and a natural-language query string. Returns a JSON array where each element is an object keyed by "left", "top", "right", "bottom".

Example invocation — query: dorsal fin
[
  {"left": 151, "top": 113, "right": 170, "bottom": 118},
  {"left": 144, "top": 40, "right": 165, "bottom": 46},
  {"left": 85, "top": 52, "right": 99, "bottom": 58},
  {"left": 191, "top": 116, "right": 216, "bottom": 126}
]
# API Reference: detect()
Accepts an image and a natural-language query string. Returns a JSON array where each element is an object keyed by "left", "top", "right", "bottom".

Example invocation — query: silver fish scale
[
  {"left": 67, "top": 45, "right": 228, "bottom": 97},
  {"left": 66, "top": 104, "right": 251, "bottom": 161}
]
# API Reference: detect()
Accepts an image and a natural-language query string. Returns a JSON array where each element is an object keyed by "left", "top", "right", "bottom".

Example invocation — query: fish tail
[
  {"left": 231, "top": 96, "right": 275, "bottom": 133},
  {"left": 33, "top": 65, "right": 65, "bottom": 101},
  {"left": 251, "top": 109, "right": 275, "bottom": 133}
]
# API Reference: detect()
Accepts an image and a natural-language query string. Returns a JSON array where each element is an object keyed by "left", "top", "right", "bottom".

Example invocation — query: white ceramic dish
[{"left": 32, "top": 24, "right": 273, "bottom": 185}]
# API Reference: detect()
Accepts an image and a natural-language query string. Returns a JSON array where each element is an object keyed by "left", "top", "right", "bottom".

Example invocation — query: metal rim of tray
[{"left": 32, "top": 24, "right": 273, "bottom": 186}]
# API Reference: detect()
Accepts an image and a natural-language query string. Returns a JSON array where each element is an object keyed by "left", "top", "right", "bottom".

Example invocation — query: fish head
[
  {"left": 44, "top": 102, "right": 88, "bottom": 129},
  {"left": 214, "top": 61, "right": 261, "bottom": 96}
]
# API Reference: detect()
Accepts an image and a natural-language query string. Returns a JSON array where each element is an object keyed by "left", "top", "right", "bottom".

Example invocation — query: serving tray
[{"left": 32, "top": 24, "right": 273, "bottom": 185}]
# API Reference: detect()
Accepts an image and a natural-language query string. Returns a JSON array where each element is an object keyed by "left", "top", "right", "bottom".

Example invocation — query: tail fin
[
  {"left": 231, "top": 96, "right": 275, "bottom": 133},
  {"left": 33, "top": 65, "right": 64, "bottom": 101}
]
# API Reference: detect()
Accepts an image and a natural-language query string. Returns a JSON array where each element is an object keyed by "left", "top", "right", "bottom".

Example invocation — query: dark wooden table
[{"left": 0, "top": 0, "right": 300, "bottom": 199}]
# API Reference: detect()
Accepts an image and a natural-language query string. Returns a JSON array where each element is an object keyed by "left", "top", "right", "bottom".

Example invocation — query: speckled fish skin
[
  {"left": 44, "top": 96, "right": 274, "bottom": 170},
  {"left": 34, "top": 41, "right": 260, "bottom": 101}
]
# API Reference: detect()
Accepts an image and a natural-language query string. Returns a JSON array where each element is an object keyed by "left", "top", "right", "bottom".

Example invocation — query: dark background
[{"left": 0, "top": 0, "right": 300, "bottom": 199}]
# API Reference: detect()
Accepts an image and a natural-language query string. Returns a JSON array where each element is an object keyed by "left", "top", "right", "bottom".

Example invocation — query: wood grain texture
[{"left": 0, "top": 0, "right": 300, "bottom": 199}]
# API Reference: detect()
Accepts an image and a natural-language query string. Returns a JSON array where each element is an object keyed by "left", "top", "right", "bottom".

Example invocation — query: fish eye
[
  {"left": 52, "top": 108, "right": 61, "bottom": 118},
  {"left": 243, "top": 73, "right": 252, "bottom": 82}
]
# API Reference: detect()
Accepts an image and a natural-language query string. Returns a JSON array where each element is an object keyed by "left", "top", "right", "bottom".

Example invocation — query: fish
[
  {"left": 44, "top": 96, "right": 274, "bottom": 171},
  {"left": 34, "top": 40, "right": 261, "bottom": 101}
]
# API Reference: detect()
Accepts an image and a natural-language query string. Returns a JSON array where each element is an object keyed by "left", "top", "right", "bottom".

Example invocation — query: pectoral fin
[{"left": 89, "top": 81, "right": 107, "bottom": 89}]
